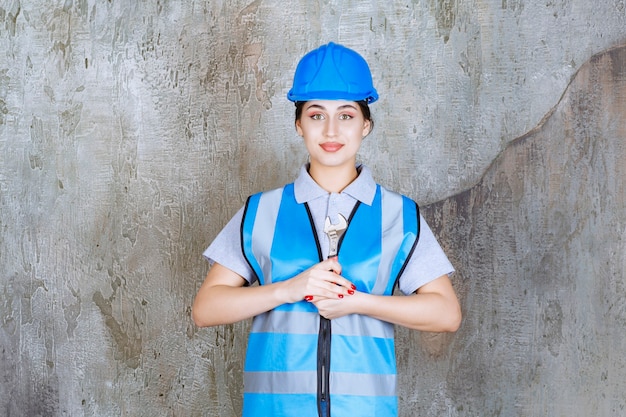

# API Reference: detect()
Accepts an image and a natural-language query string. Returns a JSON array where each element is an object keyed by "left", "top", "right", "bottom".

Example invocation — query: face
[{"left": 295, "top": 100, "right": 372, "bottom": 172}]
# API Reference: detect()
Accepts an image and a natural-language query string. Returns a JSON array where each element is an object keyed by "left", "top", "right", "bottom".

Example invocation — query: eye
[
  {"left": 338, "top": 113, "right": 353, "bottom": 120},
  {"left": 310, "top": 113, "right": 325, "bottom": 120}
]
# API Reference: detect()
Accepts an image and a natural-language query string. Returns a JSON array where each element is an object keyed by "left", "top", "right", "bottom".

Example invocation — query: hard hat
[{"left": 287, "top": 42, "right": 379, "bottom": 103}]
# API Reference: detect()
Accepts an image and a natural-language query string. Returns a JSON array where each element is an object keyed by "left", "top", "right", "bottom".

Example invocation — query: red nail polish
[
  {"left": 348, "top": 290, "right": 354, "bottom": 295},
  {"left": 338, "top": 294, "right": 344, "bottom": 299},
  {"left": 304, "top": 295, "right": 313, "bottom": 302},
  {"left": 351, "top": 284, "right": 356, "bottom": 290}
]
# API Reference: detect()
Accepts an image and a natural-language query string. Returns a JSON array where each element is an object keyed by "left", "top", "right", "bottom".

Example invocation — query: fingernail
[
  {"left": 351, "top": 284, "right": 356, "bottom": 290},
  {"left": 338, "top": 294, "right": 344, "bottom": 299},
  {"left": 348, "top": 290, "right": 354, "bottom": 295},
  {"left": 304, "top": 295, "right": 313, "bottom": 302}
]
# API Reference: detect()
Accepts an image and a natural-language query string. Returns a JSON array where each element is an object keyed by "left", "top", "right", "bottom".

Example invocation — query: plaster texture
[{"left": 1, "top": 1, "right": 625, "bottom": 416}]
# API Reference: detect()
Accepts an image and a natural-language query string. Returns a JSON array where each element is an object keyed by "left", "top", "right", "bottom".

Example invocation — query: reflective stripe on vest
[{"left": 241, "top": 183, "right": 419, "bottom": 417}]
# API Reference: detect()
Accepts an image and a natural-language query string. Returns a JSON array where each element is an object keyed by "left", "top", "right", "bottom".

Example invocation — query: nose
[{"left": 324, "top": 117, "right": 338, "bottom": 137}]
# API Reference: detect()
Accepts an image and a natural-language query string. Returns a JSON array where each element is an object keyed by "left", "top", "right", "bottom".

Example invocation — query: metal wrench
[{"left": 323, "top": 214, "right": 348, "bottom": 258}]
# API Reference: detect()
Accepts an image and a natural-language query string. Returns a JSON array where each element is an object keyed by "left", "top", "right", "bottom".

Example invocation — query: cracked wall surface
[
  {"left": 1, "top": 1, "right": 625, "bottom": 416},
  {"left": 417, "top": 44, "right": 626, "bottom": 416}
]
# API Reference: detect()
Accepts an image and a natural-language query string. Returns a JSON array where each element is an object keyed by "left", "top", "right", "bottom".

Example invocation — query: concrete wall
[
  {"left": 417, "top": 45, "right": 626, "bottom": 416},
  {"left": 1, "top": 1, "right": 624, "bottom": 416}
]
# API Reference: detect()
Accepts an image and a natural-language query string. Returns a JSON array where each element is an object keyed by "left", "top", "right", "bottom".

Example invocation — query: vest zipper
[
  {"left": 317, "top": 316, "right": 331, "bottom": 417},
  {"left": 307, "top": 202, "right": 358, "bottom": 417}
]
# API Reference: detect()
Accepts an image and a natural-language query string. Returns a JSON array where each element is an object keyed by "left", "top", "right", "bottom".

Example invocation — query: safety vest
[{"left": 240, "top": 183, "right": 419, "bottom": 417}]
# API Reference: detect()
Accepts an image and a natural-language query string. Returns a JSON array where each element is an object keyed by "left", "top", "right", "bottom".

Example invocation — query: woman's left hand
[
  {"left": 311, "top": 274, "right": 461, "bottom": 332},
  {"left": 312, "top": 291, "right": 360, "bottom": 320}
]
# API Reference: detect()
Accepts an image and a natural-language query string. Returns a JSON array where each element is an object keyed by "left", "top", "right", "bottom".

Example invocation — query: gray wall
[{"left": 1, "top": 1, "right": 625, "bottom": 416}]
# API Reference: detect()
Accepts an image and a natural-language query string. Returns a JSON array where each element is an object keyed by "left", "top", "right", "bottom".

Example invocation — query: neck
[{"left": 308, "top": 163, "right": 358, "bottom": 193}]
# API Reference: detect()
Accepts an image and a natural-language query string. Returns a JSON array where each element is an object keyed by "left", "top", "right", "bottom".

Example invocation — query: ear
[
  {"left": 295, "top": 120, "right": 303, "bottom": 136},
  {"left": 362, "top": 119, "right": 372, "bottom": 137}
]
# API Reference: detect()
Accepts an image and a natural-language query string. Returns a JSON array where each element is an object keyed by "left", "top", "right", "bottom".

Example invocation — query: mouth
[{"left": 320, "top": 142, "right": 343, "bottom": 152}]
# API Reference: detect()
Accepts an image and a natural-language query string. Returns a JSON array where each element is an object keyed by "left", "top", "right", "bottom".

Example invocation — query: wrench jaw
[{"left": 323, "top": 214, "right": 348, "bottom": 258}]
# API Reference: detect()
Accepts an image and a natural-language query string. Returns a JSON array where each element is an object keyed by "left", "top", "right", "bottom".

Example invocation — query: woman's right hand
[{"left": 192, "top": 258, "right": 356, "bottom": 328}]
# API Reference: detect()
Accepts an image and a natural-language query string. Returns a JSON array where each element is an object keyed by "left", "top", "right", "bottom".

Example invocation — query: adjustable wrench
[{"left": 323, "top": 214, "right": 348, "bottom": 258}]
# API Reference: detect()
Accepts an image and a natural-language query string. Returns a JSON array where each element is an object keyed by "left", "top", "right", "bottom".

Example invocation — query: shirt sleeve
[
  {"left": 397, "top": 214, "right": 455, "bottom": 295},
  {"left": 202, "top": 206, "right": 256, "bottom": 284}
]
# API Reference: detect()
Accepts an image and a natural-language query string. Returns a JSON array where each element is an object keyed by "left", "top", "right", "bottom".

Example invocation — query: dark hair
[{"left": 294, "top": 100, "right": 374, "bottom": 132}]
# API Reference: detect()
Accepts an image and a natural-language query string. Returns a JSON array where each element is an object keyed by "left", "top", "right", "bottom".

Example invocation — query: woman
[{"left": 192, "top": 42, "right": 461, "bottom": 417}]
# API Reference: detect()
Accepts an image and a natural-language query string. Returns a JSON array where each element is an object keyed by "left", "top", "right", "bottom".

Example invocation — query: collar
[{"left": 293, "top": 164, "right": 377, "bottom": 206}]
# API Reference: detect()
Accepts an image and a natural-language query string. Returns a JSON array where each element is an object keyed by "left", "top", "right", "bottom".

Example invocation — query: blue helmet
[{"left": 287, "top": 42, "right": 379, "bottom": 104}]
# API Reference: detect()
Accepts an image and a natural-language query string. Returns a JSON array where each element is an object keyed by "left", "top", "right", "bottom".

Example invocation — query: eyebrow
[{"left": 304, "top": 103, "right": 358, "bottom": 111}]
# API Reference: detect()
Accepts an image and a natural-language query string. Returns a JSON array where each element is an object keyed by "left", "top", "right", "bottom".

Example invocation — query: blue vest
[{"left": 240, "top": 183, "right": 419, "bottom": 417}]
